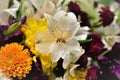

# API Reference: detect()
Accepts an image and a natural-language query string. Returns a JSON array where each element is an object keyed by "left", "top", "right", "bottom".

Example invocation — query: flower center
[
  {"left": 56, "top": 38, "right": 66, "bottom": 43},
  {"left": 51, "top": 26, "right": 71, "bottom": 43},
  {"left": 8, "top": 57, "right": 13, "bottom": 63}
]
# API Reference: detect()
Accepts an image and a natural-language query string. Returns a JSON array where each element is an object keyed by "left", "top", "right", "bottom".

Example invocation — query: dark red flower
[
  {"left": 68, "top": 1, "right": 91, "bottom": 27},
  {"left": 106, "top": 42, "right": 120, "bottom": 61},
  {"left": 83, "top": 34, "right": 104, "bottom": 58},
  {"left": 86, "top": 65, "right": 99, "bottom": 80},
  {"left": 22, "top": 62, "right": 48, "bottom": 80},
  {"left": 99, "top": 6, "right": 114, "bottom": 26},
  {"left": 76, "top": 54, "right": 88, "bottom": 68},
  {"left": 0, "top": 25, "right": 8, "bottom": 46},
  {"left": 68, "top": 2, "right": 80, "bottom": 17},
  {"left": 89, "top": 42, "right": 104, "bottom": 57},
  {"left": 53, "top": 59, "right": 65, "bottom": 77}
]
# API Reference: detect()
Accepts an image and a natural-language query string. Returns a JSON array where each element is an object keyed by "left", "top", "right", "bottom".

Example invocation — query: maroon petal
[
  {"left": 76, "top": 54, "right": 88, "bottom": 68},
  {"left": 99, "top": 6, "right": 114, "bottom": 26}
]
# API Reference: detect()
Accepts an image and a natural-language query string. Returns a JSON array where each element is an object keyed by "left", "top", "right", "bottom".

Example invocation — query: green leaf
[
  {"left": 3, "top": 22, "right": 21, "bottom": 37},
  {"left": 101, "top": 50, "right": 109, "bottom": 56},
  {"left": 79, "top": 39, "right": 92, "bottom": 44},
  {"left": 116, "top": 11, "right": 120, "bottom": 24}
]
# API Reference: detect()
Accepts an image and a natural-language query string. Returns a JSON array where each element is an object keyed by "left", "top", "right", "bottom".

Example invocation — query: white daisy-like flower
[{"left": 34, "top": 10, "right": 86, "bottom": 69}]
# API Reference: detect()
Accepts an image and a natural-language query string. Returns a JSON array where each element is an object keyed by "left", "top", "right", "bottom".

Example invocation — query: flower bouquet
[{"left": 0, "top": 0, "right": 120, "bottom": 80}]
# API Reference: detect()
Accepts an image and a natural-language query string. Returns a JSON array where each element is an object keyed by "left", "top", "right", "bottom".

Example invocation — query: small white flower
[
  {"left": 0, "top": 0, "right": 20, "bottom": 25},
  {"left": 95, "top": 22, "right": 120, "bottom": 50}
]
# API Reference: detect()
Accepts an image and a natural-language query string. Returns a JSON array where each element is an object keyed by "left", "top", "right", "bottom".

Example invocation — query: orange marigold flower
[{"left": 0, "top": 43, "right": 32, "bottom": 79}]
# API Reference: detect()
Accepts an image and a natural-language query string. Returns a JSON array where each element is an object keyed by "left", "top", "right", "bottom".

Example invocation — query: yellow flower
[
  {"left": 0, "top": 43, "right": 32, "bottom": 79},
  {"left": 22, "top": 18, "right": 48, "bottom": 48},
  {"left": 22, "top": 17, "right": 55, "bottom": 75}
]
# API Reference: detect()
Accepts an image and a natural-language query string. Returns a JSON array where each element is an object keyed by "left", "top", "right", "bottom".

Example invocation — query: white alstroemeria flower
[
  {"left": 0, "top": 70, "right": 11, "bottom": 80},
  {"left": 0, "top": 0, "right": 20, "bottom": 25},
  {"left": 35, "top": 10, "right": 85, "bottom": 69},
  {"left": 95, "top": 22, "right": 120, "bottom": 50}
]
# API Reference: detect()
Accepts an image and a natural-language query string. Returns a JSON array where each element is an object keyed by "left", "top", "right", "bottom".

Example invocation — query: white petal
[
  {"left": 62, "top": 53, "right": 71, "bottom": 69},
  {"left": 102, "top": 36, "right": 120, "bottom": 50},
  {"left": 75, "top": 27, "right": 89, "bottom": 40},
  {"left": 69, "top": 64, "right": 79, "bottom": 76},
  {"left": 87, "top": 57, "right": 92, "bottom": 66},
  {"left": 30, "top": 0, "right": 43, "bottom": 10},
  {"left": 23, "top": 0, "right": 35, "bottom": 17},
  {"left": 66, "top": 22, "right": 80, "bottom": 39},
  {"left": 55, "top": 77, "right": 63, "bottom": 80},
  {"left": 66, "top": 39, "right": 81, "bottom": 52},
  {"left": 3, "top": 0, "right": 20, "bottom": 18},
  {"left": 75, "top": 34, "right": 88, "bottom": 40},
  {"left": 63, "top": 50, "right": 83, "bottom": 69},
  {"left": 63, "top": 39, "right": 84, "bottom": 69},
  {"left": 0, "top": 12, "right": 9, "bottom": 25},
  {"left": 35, "top": 30, "right": 55, "bottom": 53},
  {"left": 42, "top": 1, "right": 55, "bottom": 12},
  {"left": 95, "top": 24, "right": 120, "bottom": 36},
  {"left": 50, "top": 43, "right": 68, "bottom": 62},
  {"left": 53, "top": 10, "right": 77, "bottom": 27},
  {"left": 63, "top": 71, "right": 69, "bottom": 80},
  {"left": 12, "top": 0, "right": 20, "bottom": 8},
  {"left": 44, "top": 13, "right": 61, "bottom": 36},
  {"left": 4, "top": 8, "right": 18, "bottom": 18},
  {"left": 0, "top": 0, "right": 9, "bottom": 11}
]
